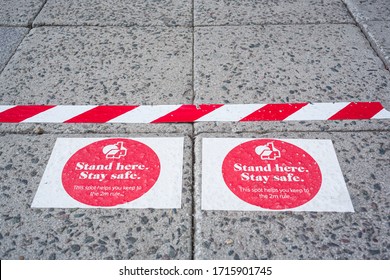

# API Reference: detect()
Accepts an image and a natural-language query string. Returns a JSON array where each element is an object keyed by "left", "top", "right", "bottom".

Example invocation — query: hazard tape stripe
[
  {"left": 328, "top": 102, "right": 385, "bottom": 120},
  {"left": 284, "top": 102, "right": 349, "bottom": 121},
  {"left": 0, "top": 102, "right": 388, "bottom": 123},
  {"left": 196, "top": 104, "right": 267, "bottom": 121},
  {"left": 372, "top": 108, "right": 390, "bottom": 119},
  {"left": 64, "top": 105, "right": 138, "bottom": 123},
  {"left": 152, "top": 104, "right": 224, "bottom": 123},
  {"left": 0, "top": 105, "right": 55, "bottom": 123},
  {"left": 240, "top": 103, "right": 308, "bottom": 121},
  {"left": 0, "top": 106, "right": 14, "bottom": 114},
  {"left": 23, "top": 105, "right": 97, "bottom": 123},
  {"left": 108, "top": 105, "right": 181, "bottom": 123}
]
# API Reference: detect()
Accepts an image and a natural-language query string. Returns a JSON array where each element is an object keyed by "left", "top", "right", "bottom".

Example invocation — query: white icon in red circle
[
  {"left": 255, "top": 142, "right": 281, "bottom": 160},
  {"left": 222, "top": 139, "right": 322, "bottom": 210},
  {"left": 62, "top": 138, "right": 160, "bottom": 207},
  {"left": 103, "top": 141, "right": 127, "bottom": 159}
]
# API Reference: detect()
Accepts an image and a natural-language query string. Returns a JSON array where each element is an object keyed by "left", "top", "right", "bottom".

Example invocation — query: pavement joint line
[
  {"left": 190, "top": 128, "right": 196, "bottom": 260},
  {"left": 193, "top": 127, "right": 390, "bottom": 138},
  {"left": 29, "top": 0, "right": 49, "bottom": 28},
  {"left": 0, "top": 102, "right": 388, "bottom": 123},
  {"left": 191, "top": 0, "right": 196, "bottom": 105},
  {"left": 341, "top": 0, "right": 358, "bottom": 24},
  {"left": 193, "top": 22, "right": 357, "bottom": 28},
  {"left": 357, "top": 23, "right": 390, "bottom": 71},
  {"left": 30, "top": 23, "right": 193, "bottom": 28},
  {"left": 11, "top": 23, "right": 359, "bottom": 29},
  {"left": 190, "top": 0, "right": 196, "bottom": 260},
  {"left": 342, "top": 0, "right": 390, "bottom": 71}
]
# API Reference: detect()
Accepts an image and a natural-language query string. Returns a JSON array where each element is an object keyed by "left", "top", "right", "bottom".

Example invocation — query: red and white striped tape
[{"left": 0, "top": 102, "right": 389, "bottom": 123}]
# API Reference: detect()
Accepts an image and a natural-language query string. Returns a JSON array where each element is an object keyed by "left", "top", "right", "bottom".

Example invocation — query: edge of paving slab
[
  {"left": 0, "top": 132, "right": 194, "bottom": 260},
  {"left": 0, "top": 123, "right": 194, "bottom": 136},
  {"left": 342, "top": 1, "right": 390, "bottom": 69},
  {"left": 359, "top": 21, "right": 390, "bottom": 70},
  {"left": 193, "top": 131, "right": 389, "bottom": 260},
  {"left": 194, "top": 119, "right": 390, "bottom": 135},
  {"left": 0, "top": 0, "right": 47, "bottom": 27},
  {"left": 0, "top": 27, "right": 29, "bottom": 74}
]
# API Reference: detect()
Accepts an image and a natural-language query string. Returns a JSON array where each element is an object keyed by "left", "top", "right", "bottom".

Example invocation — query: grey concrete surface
[
  {"left": 0, "top": 123, "right": 193, "bottom": 135},
  {"left": 194, "top": 24, "right": 390, "bottom": 106},
  {"left": 0, "top": 27, "right": 29, "bottom": 72},
  {"left": 33, "top": 0, "right": 192, "bottom": 27},
  {"left": 0, "top": 0, "right": 45, "bottom": 26},
  {"left": 0, "top": 134, "right": 193, "bottom": 260},
  {"left": 343, "top": 0, "right": 390, "bottom": 70},
  {"left": 194, "top": 131, "right": 390, "bottom": 259},
  {"left": 1, "top": 0, "right": 390, "bottom": 261},
  {"left": 195, "top": 0, "right": 354, "bottom": 26},
  {"left": 0, "top": 26, "right": 193, "bottom": 105},
  {"left": 344, "top": 0, "right": 390, "bottom": 22},
  {"left": 194, "top": 120, "right": 390, "bottom": 135},
  {"left": 361, "top": 21, "right": 390, "bottom": 69}
]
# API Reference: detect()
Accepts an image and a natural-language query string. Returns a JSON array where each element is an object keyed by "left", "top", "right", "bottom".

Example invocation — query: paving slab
[
  {"left": 0, "top": 0, "right": 45, "bottom": 26},
  {"left": 194, "top": 119, "right": 390, "bottom": 135},
  {"left": 195, "top": 0, "right": 353, "bottom": 26},
  {"left": 194, "top": 131, "right": 390, "bottom": 259},
  {"left": 0, "top": 133, "right": 193, "bottom": 260},
  {"left": 361, "top": 21, "right": 390, "bottom": 69},
  {"left": 344, "top": 0, "right": 390, "bottom": 22},
  {"left": 0, "top": 27, "right": 29, "bottom": 72},
  {"left": 33, "top": 0, "right": 192, "bottom": 27},
  {"left": 194, "top": 24, "right": 390, "bottom": 106},
  {"left": 0, "top": 26, "right": 193, "bottom": 105},
  {"left": 0, "top": 123, "right": 193, "bottom": 136}
]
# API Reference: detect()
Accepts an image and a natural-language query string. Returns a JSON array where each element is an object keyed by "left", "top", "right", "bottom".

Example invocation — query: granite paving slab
[
  {"left": 0, "top": 27, "right": 29, "bottom": 72},
  {"left": 0, "top": 0, "right": 45, "bottom": 26},
  {"left": 194, "top": 131, "right": 390, "bottom": 259},
  {"left": 344, "top": 0, "right": 390, "bottom": 22},
  {"left": 361, "top": 21, "right": 390, "bottom": 69},
  {"left": 0, "top": 26, "right": 193, "bottom": 105},
  {"left": 194, "top": 24, "right": 390, "bottom": 106},
  {"left": 33, "top": 0, "right": 192, "bottom": 27},
  {"left": 195, "top": 0, "right": 353, "bottom": 26},
  {"left": 0, "top": 123, "right": 193, "bottom": 136},
  {"left": 194, "top": 119, "right": 390, "bottom": 135},
  {"left": 0, "top": 133, "right": 193, "bottom": 260}
]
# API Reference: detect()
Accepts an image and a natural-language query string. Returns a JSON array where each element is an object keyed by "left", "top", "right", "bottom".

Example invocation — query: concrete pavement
[
  {"left": 344, "top": 0, "right": 390, "bottom": 69},
  {"left": 0, "top": 0, "right": 389, "bottom": 260}
]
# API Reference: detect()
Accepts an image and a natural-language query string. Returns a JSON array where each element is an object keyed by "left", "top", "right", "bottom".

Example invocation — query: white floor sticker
[
  {"left": 32, "top": 137, "right": 184, "bottom": 209},
  {"left": 202, "top": 138, "right": 354, "bottom": 212}
]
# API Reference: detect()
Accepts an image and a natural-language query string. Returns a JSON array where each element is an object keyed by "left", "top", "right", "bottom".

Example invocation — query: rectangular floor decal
[
  {"left": 202, "top": 138, "right": 354, "bottom": 212},
  {"left": 32, "top": 137, "right": 184, "bottom": 209}
]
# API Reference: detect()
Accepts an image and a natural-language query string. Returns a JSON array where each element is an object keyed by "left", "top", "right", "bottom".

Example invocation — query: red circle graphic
[
  {"left": 62, "top": 138, "right": 160, "bottom": 207},
  {"left": 222, "top": 139, "right": 322, "bottom": 210}
]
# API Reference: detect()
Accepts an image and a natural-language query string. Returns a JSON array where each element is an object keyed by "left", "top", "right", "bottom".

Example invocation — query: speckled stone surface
[
  {"left": 0, "top": 134, "right": 193, "bottom": 260},
  {"left": 194, "top": 24, "right": 390, "bottom": 106},
  {"left": 195, "top": 0, "right": 353, "bottom": 26},
  {"left": 194, "top": 120, "right": 390, "bottom": 135},
  {"left": 0, "top": 27, "right": 28, "bottom": 72},
  {"left": 194, "top": 132, "right": 390, "bottom": 259},
  {"left": 1, "top": 0, "right": 390, "bottom": 262},
  {"left": 361, "top": 21, "right": 390, "bottom": 69},
  {"left": 33, "top": 0, "right": 192, "bottom": 27},
  {"left": 0, "top": 0, "right": 45, "bottom": 26},
  {"left": 344, "top": 0, "right": 390, "bottom": 22},
  {"left": 0, "top": 123, "right": 193, "bottom": 135},
  {"left": 0, "top": 26, "right": 193, "bottom": 105}
]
